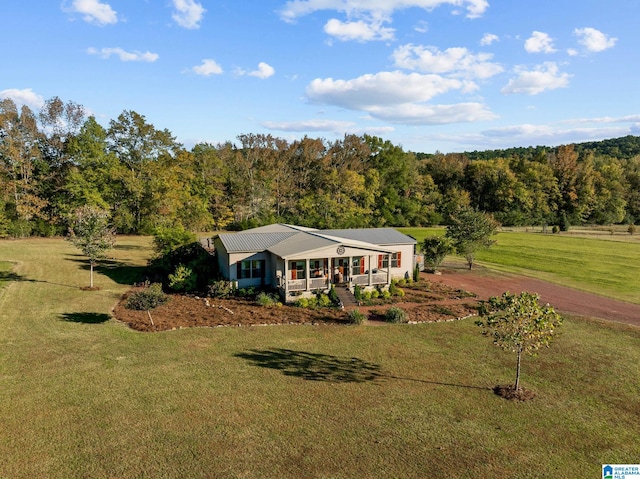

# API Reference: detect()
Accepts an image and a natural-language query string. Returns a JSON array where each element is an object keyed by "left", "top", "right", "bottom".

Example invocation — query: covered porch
[{"left": 278, "top": 253, "right": 393, "bottom": 298}]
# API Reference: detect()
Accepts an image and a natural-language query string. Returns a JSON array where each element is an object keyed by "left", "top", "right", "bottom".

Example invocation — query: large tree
[
  {"left": 445, "top": 207, "right": 499, "bottom": 269},
  {"left": 68, "top": 206, "right": 116, "bottom": 289},
  {"left": 476, "top": 291, "right": 563, "bottom": 397}
]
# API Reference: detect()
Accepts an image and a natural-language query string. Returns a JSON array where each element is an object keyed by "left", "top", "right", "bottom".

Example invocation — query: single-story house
[{"left": 211, "top": 224, "right": 417, "bottom": 302}]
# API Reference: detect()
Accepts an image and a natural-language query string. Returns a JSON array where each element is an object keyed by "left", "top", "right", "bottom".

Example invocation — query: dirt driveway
[{"left": 429, "top": 265, "right": 640, "bottom": 327}]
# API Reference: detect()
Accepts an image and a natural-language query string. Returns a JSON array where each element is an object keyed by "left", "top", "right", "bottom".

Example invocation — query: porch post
[
  {"left": 283, "top": 258, "right": 289, "bottom": 297},
  {"left": 326, "top": 257, "right": 330, "bottom": 288},
  {"left": 368, "top": 255, "right": 372, "bottom": 286},
  {"left": 387, "top": 253, "right": 391, "bottom": 284},
  {"left": 305, "top": 258, "right": 310, "bottom": 291}
]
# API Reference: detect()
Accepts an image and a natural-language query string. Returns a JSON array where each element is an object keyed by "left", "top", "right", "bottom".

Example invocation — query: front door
[{"left": 331, "top": 258, "right": 350, "bottom": 284}]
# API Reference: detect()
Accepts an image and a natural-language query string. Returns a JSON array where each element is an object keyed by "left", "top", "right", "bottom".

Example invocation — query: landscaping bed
[{"left": 113, "top": 278, "right": 479, "bottom": 332}]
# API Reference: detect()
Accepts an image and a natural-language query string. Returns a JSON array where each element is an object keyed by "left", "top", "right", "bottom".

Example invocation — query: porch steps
[{"left": 334, "top": 285, "right": 359, "bottom": 309}]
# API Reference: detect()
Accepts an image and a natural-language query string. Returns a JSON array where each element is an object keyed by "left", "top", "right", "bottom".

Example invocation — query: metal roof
[
  {"left": 216, "top": 231, "right": 298, "bottom": 253},
  {"left": 321, "top": 228, "right": 416, "bottom": 245},
  {"left": 267, "top": 232, "right": 338, "bottom": 258},
  {"left": 214, "top": 224, "right": 415, "bottom": 256}
]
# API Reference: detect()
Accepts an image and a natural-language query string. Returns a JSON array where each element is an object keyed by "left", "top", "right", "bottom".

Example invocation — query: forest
[{"left": 2, "top": 96, "right": 640, "bottom": 237}]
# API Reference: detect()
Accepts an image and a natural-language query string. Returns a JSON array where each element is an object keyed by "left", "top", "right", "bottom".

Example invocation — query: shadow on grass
[
  {"left": 0, "top": 271, "right": 34, "bottom": 283},
  {"left": 235, "top": 348, "right": 491, "bottom": 390},
  {"left": 234, "top": 348, "right": 382, "bottom": 383},
  {"left": 67, "top": 257, "right": 146, "bottom": 285},
  {"left": 60, "top": 312, "right": 111, "bottom": 324}
]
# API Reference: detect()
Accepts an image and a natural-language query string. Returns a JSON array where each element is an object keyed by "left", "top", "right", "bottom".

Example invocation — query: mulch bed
[{"left": 112, "top": 278, "right": 480, "bottom": 332}]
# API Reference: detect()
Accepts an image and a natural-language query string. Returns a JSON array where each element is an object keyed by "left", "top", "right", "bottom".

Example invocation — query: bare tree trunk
[
  {"left": 90, "top": 262, "right": 94, "bottom": 289},
  {"left": 515, "top": 347, "right": 522, "bottom": 390}
]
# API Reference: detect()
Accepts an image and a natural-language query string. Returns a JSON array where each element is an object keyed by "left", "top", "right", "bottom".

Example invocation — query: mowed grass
[
  {"left": 0, "top": 237, "right": 639, "bottom": 478},
  {"left": 399, "top": 227, "right": 640, "bottom": 304}
]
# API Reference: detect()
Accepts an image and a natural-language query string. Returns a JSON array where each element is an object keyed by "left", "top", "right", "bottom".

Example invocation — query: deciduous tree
[
  {"left": 476, "top": 291, "right": 563, "bottom": 396},
  {"left": 68, "top": 206, "right": 116, "bottom": 288},
  {"left": 445, "top": 207, "right": 499, "bottom": 269}
]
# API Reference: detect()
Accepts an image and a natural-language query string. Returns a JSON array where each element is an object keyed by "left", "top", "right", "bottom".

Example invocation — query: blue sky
[{"left": 2, "top": 0, "right": 638, "bottom": 153}]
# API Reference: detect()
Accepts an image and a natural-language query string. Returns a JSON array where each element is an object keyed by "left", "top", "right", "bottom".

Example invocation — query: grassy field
[
  {"left": 0, "top": 236, "right": 639, "bottom": 478},
  {"left": 400, "top": 227, "right": 640, "bottom": 304}
]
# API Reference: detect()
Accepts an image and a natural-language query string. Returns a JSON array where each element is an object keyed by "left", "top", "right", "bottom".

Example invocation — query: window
[
  {"left": 378, "top": 252, "right": 401, "bottom": 269},
  {"left": 352, "top": 257, "right": 365, "bottom": 276},
  {"left": 237, "top": 259, "right": 265, "bottom": 279},
  {"left": 289, "top": 261, "right": 305, "bottom": 280}
]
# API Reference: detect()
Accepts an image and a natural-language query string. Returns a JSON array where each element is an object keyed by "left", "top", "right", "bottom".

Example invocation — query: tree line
[{"left": 2, "top": 95, "right": 640, "bottom": 237}]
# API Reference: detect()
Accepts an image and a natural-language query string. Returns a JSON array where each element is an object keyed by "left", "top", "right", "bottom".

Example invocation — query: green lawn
[
  {"left": 0, "top": 236, "right": 638, "bottom": 478},
  {"left": 399, "top": 227, "right": 640, "bottom": 304}
]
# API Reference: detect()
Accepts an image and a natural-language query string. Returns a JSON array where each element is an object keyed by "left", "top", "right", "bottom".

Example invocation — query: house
[{"left": 211, "top": 224, "right": 417, "bottom": 302}]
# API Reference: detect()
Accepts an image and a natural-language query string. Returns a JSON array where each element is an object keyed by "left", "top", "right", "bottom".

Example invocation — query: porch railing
[
  {"left": 350, "top": 273, "right": 388, "bottom": 286},
  {"left": 310, "top": 277, "right": 329, "bottom": 290},
  {"left": 288, "top": 279, "right": 306, "bottom": 291}
]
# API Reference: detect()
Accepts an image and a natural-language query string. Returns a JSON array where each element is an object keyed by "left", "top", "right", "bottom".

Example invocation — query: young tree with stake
[
  {"left": 476, "top": 291, "right": 563, "bottom": 397},
  {"left": 68, "top": 206, "right": 116, "bottom": 289}
]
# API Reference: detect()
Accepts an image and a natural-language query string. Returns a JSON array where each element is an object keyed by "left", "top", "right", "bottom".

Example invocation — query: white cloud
[
  {"left": 0, "top": 88, "right": 45, "bottom": 109},
  {"left": 501, "top": 62, "right": 571, "bottom": 95},
  {"left": 280, "top": 0, "right": 489, "bottom": 23},
  {"left": 87, "top": 47, "right": 159, "bottom": 62},
  {"left": 367, "top": 102, "right": 497, "bottom": 124},
  {"left": 480, "top": 33, "right": 499, "bottom": 46},
  {"left": 524, "top": 31, "right": 556, "bottom": 53},
  {"left": 249, "top": 62, "right": 276, "bottom": 79},
  {"left": 172, "top": 0, "right": 206, "bottom": 29},
  {"left": 305, "top": 70, "right": 495, "bottom": 125},
  {"left": 68, "top": 0, "right": 117, "bottom": 25},
  {"left": 307, "top": 71, "right": 468, "bottom": 109},
  {"left": 574, "top": 27, "right": 617, "bottom": 52},
  {"left": 192, "top": 59, "right": 223, "bottom": 76},
  {"left": 324, "top": 18, "right": 395, "bottom": 42},
  {"left": 262, "top": 119, "right": 395, "bottom": 137},
  {"left": 262, "top": 119, "right": 356, "bottom": 132},
  {"left": 392, "top": 44, "right": 503, "bottom": 79},
  {"left": 567, "top": 48, "right": 578, "bottom": 56}
]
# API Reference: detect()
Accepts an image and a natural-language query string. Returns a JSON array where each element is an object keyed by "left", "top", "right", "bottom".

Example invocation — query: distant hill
[{"left": 415, "top": 135, "right": 640, "bottom": 161}]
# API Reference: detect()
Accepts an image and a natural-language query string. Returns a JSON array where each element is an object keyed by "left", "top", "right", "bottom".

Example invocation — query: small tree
[
  {"left": 152, "top": 225, "right": 197, "bottom": 256},
  {"left": 68, "top": 206, "right": 116, "bottom": 289},
  {"left": 446, "top": 207, "right": 499, "bottom": 270},
  {"left": 125, "top": 283, "right": 168, "bottom": 328},
  {"left": 422, "top": 236, "right": 454, "bottom": 273},
  {"left": 476, "top": 291, "right": 563, "bottom": 396}
]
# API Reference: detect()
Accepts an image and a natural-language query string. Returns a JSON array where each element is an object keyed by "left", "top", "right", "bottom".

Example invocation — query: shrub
[
  {"left": 552, "top": 225, "right": 559, "bottom": 234},
  {"left": 207, "top": 280, "right": 234, "bottom": 298},
  {"left": 237, "top": 287, "right": 257, "bottom": 298},
  {"left": 385, "top": 306, "right": 408, "bottom": 323},
  {"left": 126, "top": 283, "right": 168, "bottom": 311},
  {"left": 347, "top": 309, "right": 366, "bottom": 324},
  {"left": 353, "top": 284, "right": 363, "bottom": 301},
  {"left": 628, "top": 224, "right": 636, "bottom": 235},
  {"left": 153, "top": 226, "right": 197, "bottom": 256},
  {"left": 389, "top": 282, "right": 398, "bottom": 296},
  {"left": 413, "top": 263, "right": 420, "bottom": 282},
  {"left": 371, "top": 289, "right": 380, "bottom": 299},
  {"left": 307, "top": 296, "right": 318, "bottom": 308},
  {"left": 382, "top": 290, "right": 392, "bottom": 300},
  {"left": 328, "top": 285, "right": 339, "bottom": 304},
  {"left": 394, "top": 287, "right": 405, "bottom": 298},
  {"left": 317, "top": 294, "right": 331, "bottom": 307},
  {"left": 147, "top": 241, "right": 216, "bottom": 292},
  {"left": 362, "top": 291, "right": 372, "bottom": 301},
  {"left": 168, "top": 264, "right": 197, "bottom": 292},
  {"left": 295, "top": 297, "right": 309, "bottom": 308},
  {"left": 257, "top": 292, "right": 280, "bottom": 307}
]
